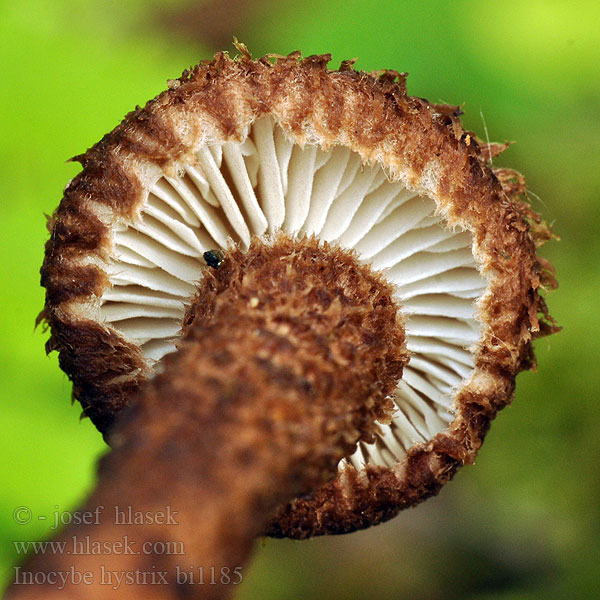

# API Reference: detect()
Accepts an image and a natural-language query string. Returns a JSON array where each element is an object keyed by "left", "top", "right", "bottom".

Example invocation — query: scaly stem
[{"left": 8, "top": 237, "right": 406, "bottom": 600}]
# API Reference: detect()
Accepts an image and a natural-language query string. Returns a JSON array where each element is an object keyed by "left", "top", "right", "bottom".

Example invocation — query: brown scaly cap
[{"left": 40, "top": 48, "right": 558, "bottom": 537}]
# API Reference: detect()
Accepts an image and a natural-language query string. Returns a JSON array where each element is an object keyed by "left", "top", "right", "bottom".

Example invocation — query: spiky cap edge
[{"left": 40, "top": 50, "right": 558, "bottom": 536}]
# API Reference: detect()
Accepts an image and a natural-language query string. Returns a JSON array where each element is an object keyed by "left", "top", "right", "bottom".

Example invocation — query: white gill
[{"left": 100, "top": 116, "right": 486, "bottom": 471}]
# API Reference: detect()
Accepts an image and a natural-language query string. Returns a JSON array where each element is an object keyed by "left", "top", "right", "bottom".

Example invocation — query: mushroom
[{"left": 20, "top": 49, "right": 557, "bottom": 596}]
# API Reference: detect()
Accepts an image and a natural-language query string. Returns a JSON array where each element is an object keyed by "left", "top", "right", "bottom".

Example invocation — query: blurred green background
[{"left": 1, "top": 0, "right": 598, "bottom": 598}]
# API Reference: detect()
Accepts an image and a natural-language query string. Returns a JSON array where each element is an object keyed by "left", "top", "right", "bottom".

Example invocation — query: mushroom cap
[{"left": 41, "top": 50, "right": 557, "bottom": 538}]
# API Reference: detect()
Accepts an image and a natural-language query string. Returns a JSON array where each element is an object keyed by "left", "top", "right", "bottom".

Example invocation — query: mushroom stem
[{"left": 10, "top": 237, "right": 407, "bottom": 599}]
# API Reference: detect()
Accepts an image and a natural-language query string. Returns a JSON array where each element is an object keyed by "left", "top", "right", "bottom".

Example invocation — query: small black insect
[{"left": 203, "top": 249, "right": 226, "bottom": 269}]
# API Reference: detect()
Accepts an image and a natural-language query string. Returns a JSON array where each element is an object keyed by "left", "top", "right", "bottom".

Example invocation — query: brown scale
[
  {"left": 36, "top": 48, "right": 558, "bottom": 546},
  {"left": 10, "top": 237, "right": 407, "bottom": 600}
]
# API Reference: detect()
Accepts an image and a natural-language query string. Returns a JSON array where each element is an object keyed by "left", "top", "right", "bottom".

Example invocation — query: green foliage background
[{"left": 1, "top": 1, "right": 598, "bottom": 597}]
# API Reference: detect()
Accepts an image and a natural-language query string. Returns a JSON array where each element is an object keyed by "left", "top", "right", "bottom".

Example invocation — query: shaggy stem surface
[{"left": 8, "top": 237, "right": 406, "bottom": 600}]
